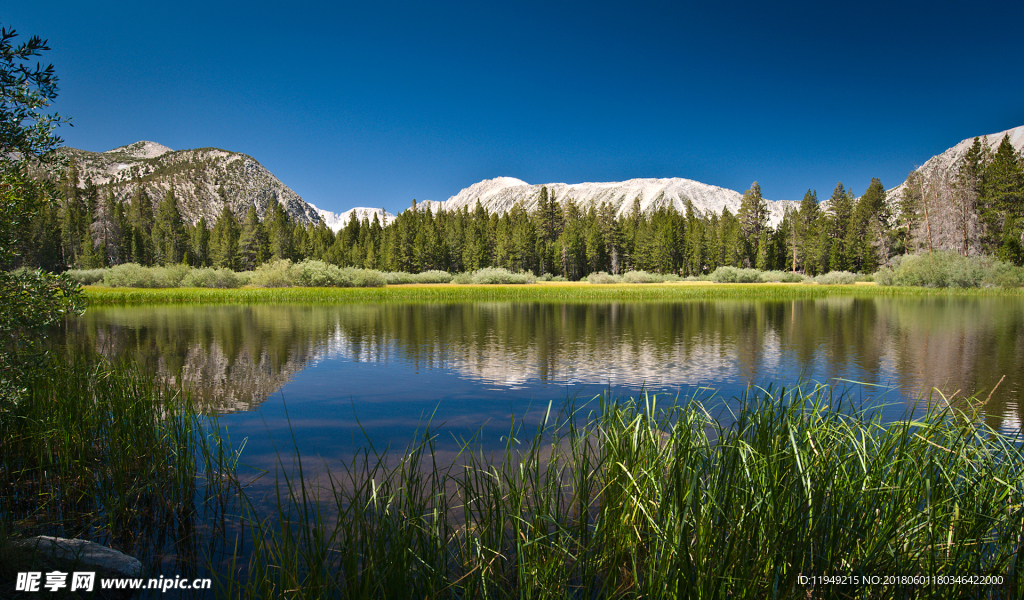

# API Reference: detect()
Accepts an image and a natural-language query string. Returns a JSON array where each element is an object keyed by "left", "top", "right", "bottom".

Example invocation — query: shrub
[
  {"left": 621, "top": 270, "right": 665, "bottom": 284},
  {"left": 248, "top": 259, "right": 297, "bottom": 287},
  {"left": 384, "top": 271, "right": 417, "bottom": 285},
  {"left": 339, "top": 267, "right": 386, "bottom": 288},
  {"left": 760, "top": 270, "right": 806, "bottom": 283},
  {"left": 587, "top": 271, "right": 620, "bottom": 284},
  {"left": 455, "top": 268, "right": 536, "bottom": 284},
  {"left": 876, "top": 252, "right": 1024, "bottom": 288},
  {"left": 813, "top": 271, "right": 857, "bottom": 285},
  {"left": 103, "top": 263, "right": 189, "bottom": 288},
  {"left": 295, "top": 260, "right": 344, "bottom": 287},
  {"left": 413, "top": 270, "right": 453, "bottom": 284},
  {"left": 536, "top": 273, "right": 567, "bottom": 282},
  {"left": 384, "top": 270, "right": 453, "bottom": 284},
  {"left": 180, "top": 267, "right": 244, "bottom": 288},
  {"left": 65, "top": 268, "right": 107, "bottom": 285},
  {"left": 984, "top": 260, "right": 1024, "bottom": 288},
  {"left": 708, "top": 266, "right": 761, "bottom": 283}
]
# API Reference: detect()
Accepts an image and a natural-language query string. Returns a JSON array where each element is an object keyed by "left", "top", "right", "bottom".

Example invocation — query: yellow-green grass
[{"left": 82, "top": 281, "right": 1024, "bottom": 306}]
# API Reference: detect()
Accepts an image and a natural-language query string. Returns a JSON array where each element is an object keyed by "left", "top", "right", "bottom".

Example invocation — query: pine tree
[
  {"left": 847, "top": 178, "right": 889, "bottom": 271},
  {"left": 210, "top": 201, "right": 240, "bottom": 270},
  {"left": 981, "top": 135, "right": 1024, "bottom": 262},
  {"left": 737, "top": 182, "right": 769, "bottom": 267},
  {"left": 152, "top": 186, "right": 186, "bottom": 265},
  {"left": 238, "top": 204, "right": 269, "bottom": 269},
  {"left": 826, "top": 183, "right": 853, "bottom": 271},
  {"left": 92, "top": 189, "right": 121, "bottom": 266},
  {"left": 266, "top": 200, "right": 293, "bottom": 261},
  {"left": 126, "top": 187, "right": 155, "bottom": 265},
  {"left": 191, "top": 216, "right": 210, "bottom": 267},
  {"left": 59, "top": 163, "right": 86, "bottom": 267}
]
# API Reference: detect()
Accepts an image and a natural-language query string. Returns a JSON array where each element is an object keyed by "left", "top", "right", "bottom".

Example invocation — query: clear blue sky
[{"left": 6, "top": 1, "right": 1023, "bottom": 213}]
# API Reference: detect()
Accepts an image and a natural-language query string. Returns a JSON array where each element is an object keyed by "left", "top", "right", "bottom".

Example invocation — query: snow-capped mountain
[
  {"left": 312, "top": 206, "right": 397, "bottom": 232},
  {"left": 424, "top": 176, "right": 799, "bottom": 227}
]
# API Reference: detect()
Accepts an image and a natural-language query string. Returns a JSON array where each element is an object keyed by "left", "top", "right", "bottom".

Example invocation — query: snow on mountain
[
  {"left": 429, "top": 176, "right": 798, "bottom": 227},
  {"left": 886, "top": 124, "right": 1024, "bottom": 202},
  {"left": 313, "top": 206, "right": 397, "bottom": 232}
]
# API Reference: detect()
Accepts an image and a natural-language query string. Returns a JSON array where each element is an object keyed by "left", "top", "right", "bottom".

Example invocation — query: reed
[
  {"left": 82, "top": 282, "right": 1024, "bottom": 306},
  {"left": 217, "top": 385, "right": 1024, "bottom": 599},
  {"left": 0, "top": 354, "right": 236, "bottom": 588}
]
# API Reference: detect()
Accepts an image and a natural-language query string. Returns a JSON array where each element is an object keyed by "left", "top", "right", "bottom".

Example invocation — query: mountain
[
  {"left": 886, "top": 125, "right": 1024, "bottom": 201},
  {"left": 420, "top": 176, "right": 799, "bottom": 227},
  {"left": 57, "top": 141, "right": 323, "bottom": 226},
  {"left": 317, "top": 206, "right": 397, "bottom": 232}
]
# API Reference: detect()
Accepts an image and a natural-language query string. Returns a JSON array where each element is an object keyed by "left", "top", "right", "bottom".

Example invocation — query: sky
[{"left": 6, "top": 1, "right": 1024, "bottom": 214}]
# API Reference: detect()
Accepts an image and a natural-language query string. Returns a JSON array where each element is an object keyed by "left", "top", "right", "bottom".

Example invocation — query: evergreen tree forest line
[{"left": 9, "top": 135, "right": 1024, "bottom": 280}]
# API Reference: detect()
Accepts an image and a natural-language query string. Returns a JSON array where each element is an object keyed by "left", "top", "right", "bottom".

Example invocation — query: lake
[{"left": 60, "top": 295, "right": 1023, "bottom": 475}]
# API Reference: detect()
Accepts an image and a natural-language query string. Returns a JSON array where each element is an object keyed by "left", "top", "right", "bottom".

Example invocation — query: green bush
[
  {"left": 621, "top": 270, "right": 665, "bottom": 283},
  {"left": 984, "top": 260, "right": 1024, "bottom": 288},
  {"left": 384, "top": 271, "right": 417, "bottom": 285},
  {"left": 248, "top": 259, "right": 297, "bottom": 287},
  {"left": 295, "top": 260, "right": 344, "bottom": 287},
  {"left": 64, "top": 268, "right": 106, "bottom": 285},
  {"left": 587, "top": 271, "right": 621, "bottom": 284},
  {"left": 103, "top": 263, "right": 189, "bottom": 288},
  {"left": 455, "top": 267, "right": 536, "bottom": 284},
  {"left": 414, "top": 270, "right": 453, "bottom": 284},
  {"left": 813, "top": 271, "right": 858, "bottom": 285},
  {"left": 338, "top": 267, "right": 386, "bottom": 288},
  {"left": 876, "top": 252, "right": 1024, "bottom": 288},
  {"left": 536, "top": 273, "right": 567, "bottom": 282},
  {"left": 709, "top": 266, "right": 761, "bottom": 283},
  {"left": 386, "top": 270, "right": 453, "bottom": 284},
  {"left": 760, "top": 270, "right": 806, "bottom": 283},
  {"left": 180, "top": 267, "right": 244, "bottom": 288}
]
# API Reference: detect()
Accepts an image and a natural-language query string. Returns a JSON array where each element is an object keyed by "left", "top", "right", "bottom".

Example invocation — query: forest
[{"left": 9, "top": 135, "right": 1024, "bottom": 279}]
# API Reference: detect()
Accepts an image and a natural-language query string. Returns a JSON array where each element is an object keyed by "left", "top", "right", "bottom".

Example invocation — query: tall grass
[
  {"left": 82, "top": 281, "right": 1024, "bottom": 306},
  {"left": 0, "top": 354, "right": 235, "bottom": 586},
  {"left": 219, "top": 385, "right": 1023, "bottom": 599}
]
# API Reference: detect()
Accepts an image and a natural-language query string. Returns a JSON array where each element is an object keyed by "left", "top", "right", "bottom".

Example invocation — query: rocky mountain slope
[
  {"left": 421, "top": 176, "right": 799, "bottom": 227},
  {"left": 885, "top": 125, "right": 1024, "bottom": 201},
  {"left": 57, "top": 141, "right": 323, "bottom": 227}
]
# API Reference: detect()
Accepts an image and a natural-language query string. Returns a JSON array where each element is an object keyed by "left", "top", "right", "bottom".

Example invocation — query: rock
[{"left": 15, "top": 536, "right": 142, "bottom": 578}]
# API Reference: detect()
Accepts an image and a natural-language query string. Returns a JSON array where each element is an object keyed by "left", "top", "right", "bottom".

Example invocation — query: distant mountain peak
[
  {"left": 436, "top": 176, "right": 798, "bottom": 227},
  {"left": 105, "top": 141, "right": 174, "bottom": 160}
]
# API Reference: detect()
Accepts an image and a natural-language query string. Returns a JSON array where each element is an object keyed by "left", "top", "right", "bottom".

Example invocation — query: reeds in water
[{"left": 220, "top": 385, "right": 1024, "bottom": 599}]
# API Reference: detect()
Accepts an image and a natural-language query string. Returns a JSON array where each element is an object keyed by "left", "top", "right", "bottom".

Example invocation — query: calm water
[{"left": 61, "top": 297, "right": 1024, "bottom": 470}]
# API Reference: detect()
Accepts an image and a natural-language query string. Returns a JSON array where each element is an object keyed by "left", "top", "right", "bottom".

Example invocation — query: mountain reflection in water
[{"left": 60, "top": 298, "right": 1023, "bottom": 434}]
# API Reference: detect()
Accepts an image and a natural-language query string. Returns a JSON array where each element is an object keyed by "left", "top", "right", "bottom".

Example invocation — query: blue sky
[{"left": 6, "top": 1, "right": 1023, "bottom": 213}]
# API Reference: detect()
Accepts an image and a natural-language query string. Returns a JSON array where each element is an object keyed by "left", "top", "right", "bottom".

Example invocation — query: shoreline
[{"left": 82, "top": 280, "right": 1024, "bottom": 305}]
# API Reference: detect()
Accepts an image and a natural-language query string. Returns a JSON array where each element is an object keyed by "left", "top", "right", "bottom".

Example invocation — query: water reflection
[{"left": 61, "top": 298, "right": 1023, "bottom": 431}]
